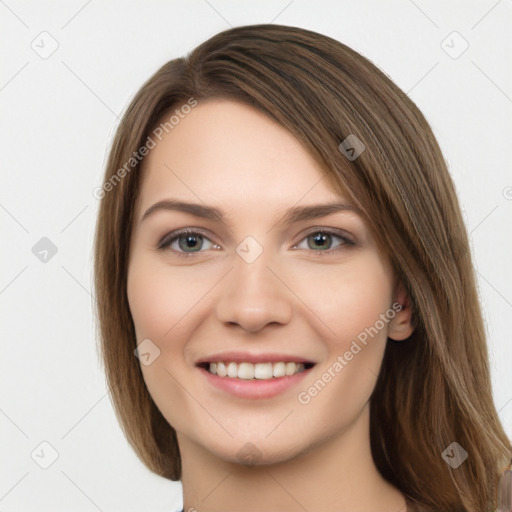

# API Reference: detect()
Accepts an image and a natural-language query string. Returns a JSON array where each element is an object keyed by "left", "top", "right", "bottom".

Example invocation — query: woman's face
[{"left": 127, "top": 99, "right": 412, "bottom": 466}]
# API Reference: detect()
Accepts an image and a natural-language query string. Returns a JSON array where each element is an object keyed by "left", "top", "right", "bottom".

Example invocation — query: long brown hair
[{"left": 93, "top": 24, "right": 511, "bottom": 511}]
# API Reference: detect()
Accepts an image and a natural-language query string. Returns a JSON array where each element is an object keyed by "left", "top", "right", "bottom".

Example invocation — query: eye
[
  {"left": 158, "top": 227, "right": 355, "bottom": 258},
  {"left": 158, "top": 229, "right": 219, "bottom": 257},
  {"left": 293, "top": 229, "right": 354, "bottom": 253}
]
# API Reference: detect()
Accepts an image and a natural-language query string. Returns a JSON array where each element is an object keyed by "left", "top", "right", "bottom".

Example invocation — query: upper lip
[{"left": 195, "top": 351, "right": 316, "bottom": 365}]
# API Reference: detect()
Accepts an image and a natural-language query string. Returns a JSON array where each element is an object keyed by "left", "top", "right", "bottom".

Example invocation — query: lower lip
[{"left": 198, "top": 366, "right": 313, "bottom": 399}]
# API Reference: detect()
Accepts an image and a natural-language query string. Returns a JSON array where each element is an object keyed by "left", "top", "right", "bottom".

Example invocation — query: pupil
[
  {"left": 177, "top": 233, "right": 331, "bottom": 252},
  {"left": 179, "top": 234, "right": 202, "bottom": 252},
  {"left": 310, "top": 233, "right": 330, "bottom": 250}
]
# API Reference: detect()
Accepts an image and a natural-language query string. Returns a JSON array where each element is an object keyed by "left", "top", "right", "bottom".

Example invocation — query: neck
[{"left": 177, "top": 404, "right": 406, "bottom": 512}]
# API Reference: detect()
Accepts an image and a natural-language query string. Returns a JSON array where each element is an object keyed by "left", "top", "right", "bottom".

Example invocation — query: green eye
[
  {"left": 158, "top": 229, "right": 216, "bottom": 256},
  {"left": 177, "top": 233, "right": 204, "bottom": 252},
  {"left": 295, "top": 230, "right": 354, "bottom": 252},
  {"left": 158, "top": 228, "right": 354, "bottom": 258}
]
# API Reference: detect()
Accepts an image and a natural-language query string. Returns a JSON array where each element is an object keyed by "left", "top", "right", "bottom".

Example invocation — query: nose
[{"left": 214, "top": 247, "right": 293, "bottom": 333}]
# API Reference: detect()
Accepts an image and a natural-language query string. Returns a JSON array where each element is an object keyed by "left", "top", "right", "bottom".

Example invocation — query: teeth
[
  {"left": 227, "top": 362, "right": 238, "bottom": 378},
  {"left": 217, "top": 362, "right": 227, "bottom": 377},
  {"left": 238, "top": 362, "right": 255, "bottom": 379},
  {"left": 273, "top": 362, "right": 286, "bottom": 378},
  {"left": 285, "top": 362, "right": 296, "bottom": 376},
  {"left": 206, "top": 361, "right": 307, "bottom": 379},
  {"left": 254, "top": 362, "right": 272, "bottom": 379}
]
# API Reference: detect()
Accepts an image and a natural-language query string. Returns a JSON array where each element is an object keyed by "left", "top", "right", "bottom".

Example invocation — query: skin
[{"left": 127, "top": 99, "right": 414, "bottom": 512}]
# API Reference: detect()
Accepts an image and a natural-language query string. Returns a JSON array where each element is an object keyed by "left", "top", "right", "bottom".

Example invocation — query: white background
[{"left": 1, "top": 1, "right": 511, "bottom": 511}]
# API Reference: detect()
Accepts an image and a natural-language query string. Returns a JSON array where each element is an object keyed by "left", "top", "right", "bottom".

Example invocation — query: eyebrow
[{"left": 139, "top": 199, "right": 362, "bottom": 228}]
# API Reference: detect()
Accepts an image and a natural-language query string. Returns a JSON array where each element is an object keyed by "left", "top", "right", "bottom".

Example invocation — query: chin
[{"left": 200, "top": 432, "right": 311, "bottom": 468}]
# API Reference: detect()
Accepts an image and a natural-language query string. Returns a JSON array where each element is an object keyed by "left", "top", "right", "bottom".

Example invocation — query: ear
[{"left": 388, "top": 281, "right": 414, "bottom": 341}]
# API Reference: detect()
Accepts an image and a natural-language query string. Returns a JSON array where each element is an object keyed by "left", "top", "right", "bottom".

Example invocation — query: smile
[
  {"left": 197, "top": 360, "right": 316, "bottom": 399},
  {"left": 201, "top": 361, "right": 314, "bottom": 380}
]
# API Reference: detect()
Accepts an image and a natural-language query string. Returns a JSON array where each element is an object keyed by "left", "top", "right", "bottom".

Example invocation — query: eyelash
[{"left": 157, "top": 228, "right": 355, "bottom": 258}]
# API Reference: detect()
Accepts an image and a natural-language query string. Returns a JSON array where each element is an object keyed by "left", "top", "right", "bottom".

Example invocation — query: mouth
[
  {"left": 196, "top": 356, "right": 316, "bottom": 399},
  {"left": 197, "top": 361, "right": 315, "bottom": 380}
]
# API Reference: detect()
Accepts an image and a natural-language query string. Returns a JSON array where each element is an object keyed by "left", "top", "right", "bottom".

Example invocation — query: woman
[{"left": 93, "top": 24, "right": 511, "bottom": 512}]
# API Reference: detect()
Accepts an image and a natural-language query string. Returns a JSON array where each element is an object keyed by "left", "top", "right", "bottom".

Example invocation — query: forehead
[{"left": 137, "top": 99, "right": 348, "bottom": 218}]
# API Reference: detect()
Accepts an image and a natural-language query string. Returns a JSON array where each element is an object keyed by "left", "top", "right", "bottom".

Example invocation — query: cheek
[
  {"left": 127, "top": 257, "right": 202, "bottom": 430},
  {"left": 127, "top": 254, "right": 210, "bottom": 343},
  {"left": 294, "top": 254, "right": 393, "bottom": 414},
  {"left": 126, "top": 267, "right": 171, "bottom": 342},
  {"left": 292, "top": 252, "right": 393, "bottom": 346},
  {"left": 295, "top": 254, "right": 392, "bottom": 410}
]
